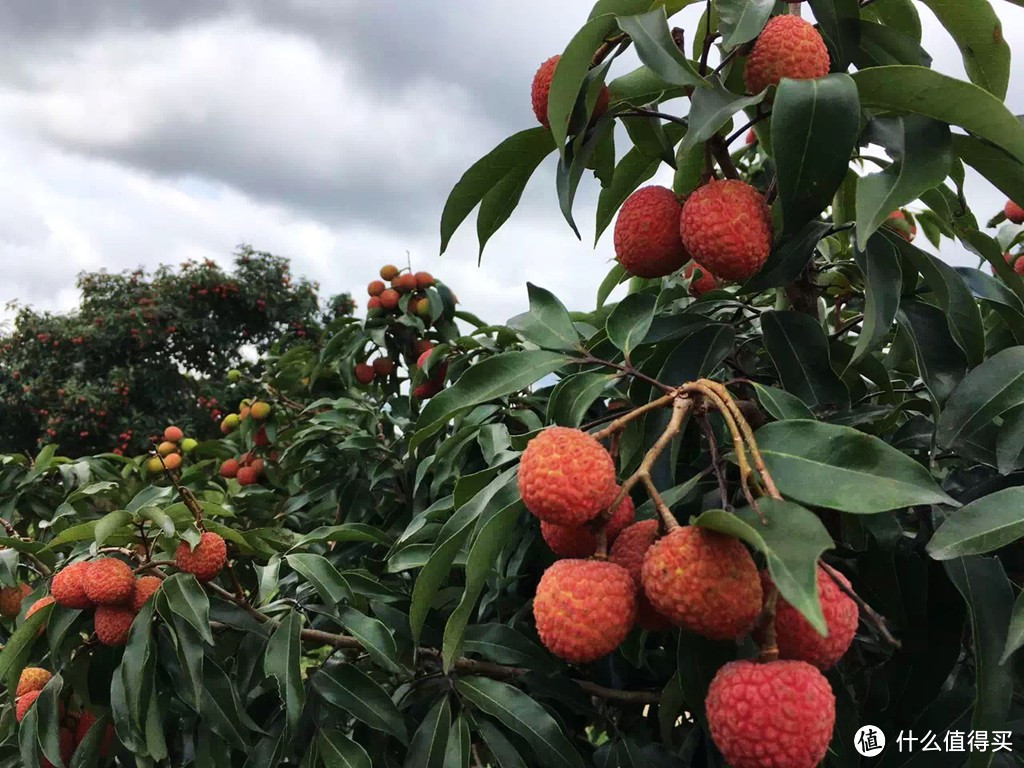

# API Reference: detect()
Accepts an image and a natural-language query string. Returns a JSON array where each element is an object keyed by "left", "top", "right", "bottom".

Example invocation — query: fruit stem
[
  {"left": 710, "top": 136, "right": 741, "bottom": 180},
  {"left": 758, "top": 584, "right": 780, "bottom": 662}
]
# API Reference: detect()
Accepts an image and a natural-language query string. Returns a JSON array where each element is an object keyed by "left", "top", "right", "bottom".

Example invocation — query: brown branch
[
  {"left": 758, "top": 585, "right": 780, "bottom": 662},
  {"left": 710, "top": 136, "right": 741, "bottom": 180},
  {"left": 697, "top": 412, "right": 730, "bottom": 509}
]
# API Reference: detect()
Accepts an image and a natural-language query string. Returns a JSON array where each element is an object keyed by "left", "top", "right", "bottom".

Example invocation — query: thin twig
[
  {"left": 710, "top": 136, "right": 741, "bottom": 180},
  {"left": 697, "top": 412, "right": 731, "bottom": 509},
  {"left": 821, "top": 562, "right": 901, "bottom": 648},
  {"left": 616, "top": 109, "right": 689, "bottom": 128}
]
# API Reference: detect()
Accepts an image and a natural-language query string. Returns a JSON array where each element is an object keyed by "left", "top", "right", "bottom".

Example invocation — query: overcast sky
[{"left": 1, "top": 1, "right": 1022, "bottom": 329}]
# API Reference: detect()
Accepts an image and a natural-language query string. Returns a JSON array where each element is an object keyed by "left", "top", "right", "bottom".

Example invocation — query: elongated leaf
[
  {"left": 895, "top": 299, "right": 968, "bottom": 405},
  {"left": 319, "top": 730, "right": 373, "bottom": 768},
  {"left": 741, "top": 221, "right": 832, "bottom": 292},
  {"left": 953, "top": 134, "right": 1024, "bottom": 207},
  {"left": 508, "top": 284, "right": 580, "bottom": 351},
  {"left": 463, "top": 624, "right": 555, "bottom": 669},
  {"left": 548, "top": 372, "right": 617, "bottom": 427},
  {"left": 762, "top": 311, "right": 849, "bottom": 409},
  {"left": 264, "top": 610, "right": 304, "bottom": 734},
  {"left": 295, "top": 524, "right": 389, "bottom": 548},
  {"left": 657, "top": 324, "right": 735, "bottom": 384},
  {"left": 286, "top": 554, "right": 353, "bottom": 607},
  {"left": 339, "top": 607, "right": 402, "bottom": 673},
  {"left": 936, "top": 347, "right": 1024, "bottom": 448},
  {"left": 928, "top": 488, "right": 1024, "bottom": 559},
  {"left": 808, "top": 0, "right": 861, "bottom": 70},
  {"left": 477, "top": 718, "right": 528, "bottom": 768},
  {"left": 995, "top": 404, "right": 1024, "bottom": 474},
  {"left": 681, "top": 76, "right": 765, "bottom": 153},
  {"left": 861, "top": 0, "right": 921, "bottom": 40},
  {"left": 607, "top": 293, "right": 657, "bottom": 355},
  {"left": 596, "top": 263, "right": 629, "bottom": 308},
  {"left": 850, "top": 235, "right": 902, "bottom": 366},
  {"left": 756, "top": 420, "right": 956, "bottom": 513},
  {"left": 94, "top": 509, "right": 133, "bottom": 547},
  {"left": 548, "top": 15, "right": 618, "bottom": 153},
  {"left": 313, "top": 664, "right": 408, "bottom": 743},
  {"left": 157, "top": 573, "right": 213, "bottom": 645},
  {"left": 403, "top": 697, "right": 450, "bottom": 768},
  {"left": 0, "top": 606, "right": 49, "bottom": 689},
  {"left": 753, "top": 383, "right": 815, "bottom": 421},
  {"left": 918, "top": 0, "right": 1010, "bottom": 99},
  {"left": 855, "top": 20, "right": 931, "bottom": 68},
  {"left": 1002, "top": 588, "right": 1024, "bottom": 664},
  {"left": 717, "top": 0, "right": 773, "bottom": 48},
  {"left": 617, "top": 9, "right": 705, "bottom": 87}
]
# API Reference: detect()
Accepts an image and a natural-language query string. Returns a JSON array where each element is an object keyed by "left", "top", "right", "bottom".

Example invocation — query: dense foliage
[{"left": 1, "top": 1, "right": 1024, "bottom": 766}]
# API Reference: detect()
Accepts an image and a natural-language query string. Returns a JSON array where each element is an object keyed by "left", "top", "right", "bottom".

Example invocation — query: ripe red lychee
[
  {"left": 614, "top": 186, "right": 689, "bottom": 278},
  {"left": 367, "top": 296, "right": 382, "bottom": 311},
  {"left": 133, "top": 576, "right": 162, "bottom": 612},
  {"left": 163, "top": 426, "right": 183, "bottom": 443},
  {"left": 176, "top": 532, "right": 227, "bottom": 582},
  {"left": 415, "top": 339, "right": 434, "bottom": 357},
  {"left": 531, "top": 54, "right": 610, "bottom": 129},
  {"left": 0, "top": 583, "right": 32, "bottom": 618},
  {"left": 373, "top": 358, "right": 395, "bottom": 376},
  {"left": 540, "top": 490, "right": 635, "bottom": 558},
  {"left": 417, "top": 350, "right": 447, "bottom": 380},
  {"left": 393, "top": 273, "right": 418, "bottom": 294},
  {"left": 885, "top": 210, "right": 916, "bottom": 242},
  {"left": 26, "top": 595, "right": 54, "bottom": 622},
  {"left": 254, "top": 427, "right": 269, "bottom": 447},
  {"left": 237, "top": 466, "right": 259, "bottom": 486},
  {"left": 163, "top": 452, "right": 182, "bottom": 471},
  {"left": 367, "top": 280, "right": 386, "bottom": 297},
  {"left": 680, "top": 180, "right": 773, "bottom": 281},
  {"left": 379, "top": 289, "right": 400, "bottom": 310},
  {"left": 52, "top": 561, "right": 94, "bottom": 609},
  {"left": 220, "top": 458, "right": 240, "bottom": 479},
  {"left": 1006, "top": 199, "right": 1024, "bottom": 224},
  {"left": 16, "top": 667, "right": 52, "bottom": 698},
  {"left": 1005, "top": 252, "right": 1024, "bottom": 276},
  {"left": 745, "top": 129, "right": 757, "bottom": 145},
  {"left": 706, "top": 660, "right": 836, "bottom": 768},
  {"left": 157, "top": 441, "right": 177, "bottom": 457},
  {"left": 380, "top": 264, "right": 400, "bottom": 281},
  {"left": 16, "top": 690, "right": 40, "bottom": 722},
  {"left": 83, "top": 559, "right": 135, "bottom": 606},
  {"left": 517, "top": 427, "right": 617, "bottom": 526},
  {"left": 355, "top": 363, "right": 376, "bottom": 385},
  {"left": 95, "top": 605, "right": 135, "bottom": 646},
  {"left": 413, "top": 381, "right": 442, "bottom": 399},
  {"left": 744, "top": 15, "right": 830, "bottom": 95},
  {"left": 641, "top": 527, "right": 762, "bottom": 639},
  {"left": 75, "top": 710, "right": 114, "bottom": 755},
  {"left": 609, "top": 520, "right": 673, "bottom": 632},
  {"left": 533, "top": 559, "right": 636, "bottom": 663},
  {"left": 685, "top": 261, "right": 719, "bottom": 297},
  {"left": 415, "top": 271, "right": 435, "bottom": 289},
  {"left": 760, "top": 567, "right": 858, "bottom": 669}
]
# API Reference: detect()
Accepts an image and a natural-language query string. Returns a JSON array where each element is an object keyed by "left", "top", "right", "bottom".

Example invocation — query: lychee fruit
[
  {"left": 145, "top": 456, "right": 164, "bottom": 474},
  {"left": 163, "top": 452, "right": 182, "bottom": 471},
  {"left": 250, "top": 458, "right": 266, "bottom": 476},
  {"left": 415, "top": 339, "right": 434, "bottom": 357},
  {"left": 641, "top": 527, "right": 762, "bottom": 639},
  {"left": 254, "top": 427, "right": 269, "bottom": 447},
  {"left": 75, "top": 710, "right": 115, "bottom": 755},
  {"left": 379, "top": 289, "right": 400, "bottom": 310},
  {"left": 531, "top": 54, "right": 610, "bottom": 129},
  {"left": 16, "top": 690, "right": 40, "bottom": 722},
  {"left": 220, "top": 458, "right": 240, "bottom": 479},
  {"left": 373, "top": 358, "right": 395, "bottom": 377},
  {"left": 540, "top": 490, "right": 635, "bottom": 558},
  {"left": 1005, "top": 252, "right": 1024, "bottom": 276},
  {"left": 41, "top": 727, "right": 74, "bottom": 768},
  {"left": 760, "top": 567, "right": 858, "bottom": 669},
  {"left": 413, "top": 381, "right": 442, "bottom": 399},
  {"left": 367, "top": 296, "right": 382, "bottom": 311},
  {"left": 52, "top": 561, "right": 94, "bottom": 609},
  {"left": 94, "top": 605, "right": 135, "bottom": 646},
  {"left": 367, "top": 280, "right": 386, "bottom": 297},
  {"left": 415, "top": 271, "right": 435, "bottom": 289},
  {"left": 181, "top": 437, "right": 198, "bottom": 453},
  {"left": 609, "top": 519, "right": 673, "bottom": 632},
  {"left": 885, "top": 210, "right": 916, "bottom": 242},
  {"left": 0, "top": 583, "right": 32, "bottom": 618},
  {"left": 517, "top": 427, "right": 617, "bottom": 526},
  {"left": 533, "top": 559, "right": 636, "bottom": 663},
  {"left": 83, "top": 559, "right": 135, "bottom": 605},
  {"left": 133, "top": 576, "right": 162, "bottom": 612},
  {"left": 26, "top": 595, "right": 54, "bottom": 622},
  {"left": 176, "top": 532, "right": 228, "bottom": 582},
  {"left": 16, "top": 667, "right": 52, "bottom": 698},
  {"left": 614, "top": 186, "right": 689, "bottom": 278},
  {"left": 706, "top": 660, "right": 836, "bottom": 768},
  {"left": 355, "top": 363, "right": 376, "bottom": 385},
  {"left": 685, "top": 261, "right": 719, "bottom": 296},
  {"left": 680, "top": 180, "right": 773, "bottom": 281},
  {"left": 221, "top": 413, "right": 240, "bottom": 433},
  {"left": 237, "top": 466, "right": 259, "bottom": 486},
  {"left": 163, "top": 426, "right": 183, "bottom": 443},
  {"left": 394, "top": 273, "right": 418, "bottom": 294},
  {"left": 744, "top": 15, "right": 830, "bottom": 95},
  {"left": 745, "top": 129, "right": 757, "bottom": 145},
  {"left": 250, "top": 401, "right": 271, "bottom": 420},
  {"left": 1006, "top": 199, "right": 1024, "bottom": 224},
  {"left": 380, "top": 264, "right": 400, "bottom": 281},
  {"left": 157, "top": 441, "right": 177, "bottom": 457}
]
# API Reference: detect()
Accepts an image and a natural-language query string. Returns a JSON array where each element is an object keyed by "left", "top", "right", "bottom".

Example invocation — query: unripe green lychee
[
  {"left": 145, "top": 456, "right": 164, "bottom": 474},
  {"left": 1006, "top": 199, "right": 1024, "bottom": 224},
  {"left": 613, "top": 186, "right": 689, "bottom": 278},
  {"left": 706, "top": 660, "right": 835, "bottom": 768},
  {"left": 181, "top": 437, "right": 198, "bottom": 453},
  {"left": 540, "top": 490, "right": 635, "bottom": 558},
  {"left": 221, "top": 413, "right": 240, "bottom": 433},
  {"left": 609, "top": 519, "right": 673, "bottom": 632},
  {"left": 680, "top": 180, "right": 773, "bottom": 281},
  {"left": 94, "top": 605, "right": 135, "bottom": 646},
  {"left": 227, "top": 368, "right": 242, "bottom": 382},
  {"left": 175, "top": 532, "right": 227, "bottom": 582},
  {"left": 744, "top": 15, "right": 830, "bottom": 95},
  {"left": 685, "top": 261, "right": 719, "bottom": 297},
  {"left": 52, "top": 561, "right": 94, "bottom": 609},
  {"left": 517, "top": 427, "right": 617, "bottom": 526},
  {"left": 641, "top": 527, "right": 762, "bottom": 639},
  {"left": 83, "top": 559, "right": 135, "bottom": 606},
  {"left": 533, "top": 559, "right": 636, "bottom": 663},
  {"left": 531, "top": 55, "right": 610, "bottom": 129}
]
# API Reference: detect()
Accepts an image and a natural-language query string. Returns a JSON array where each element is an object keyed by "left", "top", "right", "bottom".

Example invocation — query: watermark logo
[{"left": 854, "top": 725, "right": 886, "bottom": 757}]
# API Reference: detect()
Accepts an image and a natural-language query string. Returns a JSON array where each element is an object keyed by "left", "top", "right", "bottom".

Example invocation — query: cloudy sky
[{"left": 1, "top": 1, "right": 1022, "bottom": 329}]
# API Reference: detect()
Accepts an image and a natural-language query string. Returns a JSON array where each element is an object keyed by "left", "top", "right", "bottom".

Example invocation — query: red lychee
[
  {"left": 355, "top": 363, "right": 376, "bottom": 385},
  {"left": 75, "top": 710, "right": 115, "bottom": 755},
  {"left": 163, "top": 425, "right": 183, "bottom": 443},
  {"left": 1005, "top": 252, "right": 1024, "bottom": 276},
  {"left": 609, "top": 519, "right": 673, "bottom": 632},
  {"left": 680, "top": 180, "right": 773, "bottom": 281},
  {"left": 745, "top": 15, "right": 830, "bottom": 95},
  {"left": 613, "top": 186, "right": 689, "bottom": 278},
  {"left": 237, "top": 466, "right": 259, "bottom": 486},
  {"left": 133, "top": 576, "right": 162, "bottom": 612},
  {"left": 517, "top": 427, "right": 617, "bottom": 526},
  {"left": 1006, "top": 199, "right": 1024, "bottom": 224},
  {"left": 175, "top": 531, "right": 227, "bottom": 582},
  {"left": 95, "top": 604, "right": 135, "bottom": 646},
  {"left": 373, "top": 358, "right": 395, "bottom": 377},
  {"left": 163, "top": 452, "right": 182, "bottom": 471},
  {"left": 641, "top": 527, "right": 762, "bottom": 639},
  {"left": 685, "top": 261, "right": 719, "bottom": 297},
  {"left": 41, "top": 727, "right": 74, "bottom": 768},
  {"left": 16, "top": 690, "right": 40, "bottom": 722},
  {"left": 367, "top": 296, "right": 382, "bottom": 311},
  {"left": 706, "top": 660, "right": 836, "bottom": 768},
  {"left": 220, "top": 458, "right": 240, "bottom": 479},
  {"left": 26, "top": 595, "right": 54, "bottom": 622},
  {"left": 540, "top": 490, "right": 635, "bottom": 558},
  {"left": 885, "top": 210, "right": 916, "bottom": 242},
  {"left": 367, "top": 280, "right": 386, "bottom": 297},
  {"left": 379, "top": 289, "right": 400, "bottom": 310},
  {"left": 52, "top": 561, "right": 94, "bottom": 609},
  {"left": 83, "top": 559, "right": 135, "bottom": 606},
  {"left": 415, "top": 271, "right": 435, "bottom": 289},
  {"left": 380, "top": 264, "right": 400, "bottom": 281},
  {"left": 531, "top": 55, "right": 610, "bottom": 129},
  {"left": 393, "top": 273, "right": 418, "bottom": 294},
  {"left": 16, "top": 667, "right": 52, "bottom": 698},
  {"left": 0, "top": 583, "right": 32, "bottom": 618},
  {"left": 533, "top": 559, "right": 636, "bottom": 663}
]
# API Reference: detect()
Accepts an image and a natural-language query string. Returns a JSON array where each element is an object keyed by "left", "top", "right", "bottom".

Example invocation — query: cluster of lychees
[
  {"left": 144, "top": 424, "right": 197, "bottom": 474},
  {"left": 221, "top": 398, "right": 271, "bottom": 436},
  {"left": 519, "top": 426, "right": 859, "bottom": 768},
  {"left": 366, "top": 264, "right": 436, "bottom": 318}
]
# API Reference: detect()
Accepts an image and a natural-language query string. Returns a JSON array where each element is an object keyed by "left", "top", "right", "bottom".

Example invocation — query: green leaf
[
  {"left": 752, "top": 383, "right": 815, "bottom": 421},
  {"left": 917, "top": 0, "right": 1010, "bottom": 99},
  {"left": 762, "top": 311, "right": 850, "bottom": 409},
  {"left": 755, "top": 420, "right": 957, "bottom": 513},
  {"left": 476, "top": 718, "right": 528, "bottom": 768},
  {"left": 556, "top": 112, "right": 616, "bottom": 236},
  {"left": 477, "top": 153, "right": 552, "bottom": 257},
  {"left": 157, "top": 573, "right": 214, "bottom": 645},
  {"left": 596, "top": 263, "right": 630, "bottom": 308},
  {"left": 694, "top": 500, "right": 834, "bottom": 633},
  {"left": 413, "top": 351, "right": 571, "bottom": 449},
  {"left": 657, "top": 323, "right": 735, "bottom": 384},
  {"left": 548, "top": 372, "right": 617, "bottom": 427},
  {"left": 953, "top": 134, "right": 1024, "bottom": 208},
  {"left": 312, "top": 664, "right": 408, "bottom": 744},
  {"left": 403, "top": 697, "right": 450, "bottom": 768},
  {"left": 676, "top": 633, "right": 735, "bottom": 725},
  {"left": 463, "top": 624, "right": 555, "bottom": 669},
  {"left": 264, "top": 610, "right": 305, "bottom": 734},
  {"left": 94, "top": 509, "right": 134, "bottom": 547},
  {"left": 855, "top": 116, "right": 952, "bottom": 249},
  {"left": 139, "top": 506, "right": 176, "bottom": 538},
  {"left": 508, "top": 285, "right": 580, "bottom": 351},
  {"left": 118, "top": 599, "right": 156, "bottom": 746},
  {"left": 851, "top": 66, "right": 1024, "bottom": 165},
  {"left": 0, "top": 605, "right": 48, "bottom": 690},
  {"left": 716, "top": 0, "right": 773, "bottom": 49},
  {"left": 606, "top": 293, "right": 657, "bottom": 355},
  {"left": 319, "top": 729, "right": 372, "bottom": 768},
  {"left": 199, "top": 659, "right": 251, "bottom": 750},
  {"left": 616, "top": 9, "right": 706, "bottom": 87},
  {"left": 294, "top": 524, "right": 389, "bottom": 548},
  {"left": 927, "top": 488, "right": 1024, "bottom": 559},
  {"left": 339, "top": 607, "right": 402, "bottom": 673},
  {"left": 936, "top": 347, "right": 1024, "bottom": 448},
  {"left": 454, "top": 677, "right": 584, "bottom": 768},
  {"left": 1002, "top": 588, "right": 1024, "bottom": 664},
  {"left": 995, "top": 404, "right": 1024, "bottom": 474},
  {"left": 861, "top": 0, "right": 921, "bottom": 40},
  {"left": 440, "top": 128, "right": 556, "bottom": 254},
  {"left": 36, "top": 674, "right": 65, "bottom": 768},
  {"left": 741, "top": 221, "right": 832, "bottom": 292},
  {"left": 680, "top": 76, "right": 765, "bottom": 153},
  {"left": 850, "top": 235, "right": 902, "bottom": 366},
  {"left": 444, "top": 716, "right": 470, "bottom": 768},
  {"left": 772, "top": 75, "right": 860, "bottom": 233},
  {"left": 808, "top": 0, "right": 861, "bottom": 70},
  {"left": 286, "top": 554, "right": 353, "bottom": 607},
  {"left": 855, "top": 19, "right": 931, "bottom": 68},
  {"left": 895, "top": 299, "right": 968, "bottom": 404},
  {"left": 71, "top": 713, "right": 114, "bottom": 768}
]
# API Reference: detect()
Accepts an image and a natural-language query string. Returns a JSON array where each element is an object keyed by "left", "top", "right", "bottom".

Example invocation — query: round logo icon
[{"left": 854, "top": 725, "right": 886, "bottom": 757}]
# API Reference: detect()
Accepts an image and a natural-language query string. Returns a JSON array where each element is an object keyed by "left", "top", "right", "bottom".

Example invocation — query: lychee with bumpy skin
[
  {"left": 685, "top": 261, "right": 719, "bottom": 297},
  {"left": 367, "top": 296, "right": 382, "bottom": 311},
  {"left": 355, "top": 363, "right": 375, "bottom": 385},
  {"left": 94, "top": 605, "right": 135, "bottom": 646},
  {"left": 614, "top": 186, "right": 689, "bottom": 278},
  {"left": 533, "top": 559, "right": 636, "bottom": 663},
  {"left": 367, "top": 280, "right": 386, "bottom": 297},
  {"left": 761, "top": 567, "right": 858, "bottom": 669},
  {"left": 415, "top": 271, "right": 435, "bottom": 289},
  {"left": 83, "top": 559, "right": 135, "bottom": 606},
  {"left": 145, "top": 456, "right": 164, "bottom": 474},
  {"left": 641, "top": 526, "right": 762, "bottom": 639},
  {"left": 16, "top": 691, "right": 40, "bottom": 722},
  {"left": 518, "top": 427, "right": 617, "bottom": 526},
  {"left": 680, "top": 180, "right": 773, "bottom": 281},
  {"left": 1005, "top": 252, "right": 1024, "bottom": 276},
  {"left": 745, "top": 15, "right": 830, "bottom": 95},
  {"left": 394, "top": 273, "right": 418, "bottom": 294},
  {"left": 163, "top": 426, "right": 183, "bottom": 443},
  {"left": 540, "top": 490, "right": 635, "bottom": 558},
  {"left": 414, "top": 349, "right": 448, "bottom": 399},
  {"left": 237, "top": 466, "right": 259, "bottom": 486},
  {"left": 157, "top": 441, "right": 177, "bottom": 457},
  {"left": 176, "top": 531, "right": 228, "bottom": 582},
  {"left": 0, "top": 583, "right": 32, "bottom": 618},
  {"left": 220, "top": 458, "right": 240, "bottom": 479},
  {"left": 52, "top": 561, "right": 94, "bottom": 609},
  {"left": 885, "top": 210, "right": 916, "bottom": 242},
  {"left": 531, "top": 55, "right": 610, "bottom": 129},
  {"left": 1006, "top": 199, "right": 1024, "bottom": 224},
  {"left": 706, "top": 660, "right": 836, "bottom": 768},
  {"left": 610, "top": 519, "right": 673, "bottom": 631},
  {"left": 380, "top": 264, "right": 400, "bottom": 281},
  {"left": 379, "top": 289, "right": 400, "bottom": 310},
  {"left": 133, "top": 576, "right": 162, "bottom": 612},
  {"left": 16, "top": 667, "right": 52, "bottom": 698}
]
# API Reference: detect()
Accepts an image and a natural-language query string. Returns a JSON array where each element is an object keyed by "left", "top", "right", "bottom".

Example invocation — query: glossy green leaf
[
  {"left": 264, "top": 610, "right": 304, "bottom": 734},
  {"left": 94, "top": 509, "right": 133, "bottom": 547},
  {"left": 928, "top": 488, "right": 1024, "bottom": 559},
  {"left": 1002, "top": 588, "right": 1024, "bottom": 664},
  {"left": 476, "top": 718, "right": 528, "bottom": 768},
  {"left": 808, "top": 0, "right": 861, "bottom": 70},
  {"left": 850, "top": 235, "right": 902, "bottom": 366},
  {"left": 339, "top": 607, "right": 402, "bottom": 673},
  {"left": 855, "top": 21, "right": 932, "bottom": 68},
  {"left": 937, "top": 347, "right": 1024, "bottom": 448},
  {"left": 444, "top": 716, "right": 470, "bottom": 768},
  {"left": 607, "top": 293, "right": 657, "bottom": 355},
  {"left": 596, "top": 263, "right": 630, "bottom": 308},
  {"left": 861, "top": 0, "right": 921, "bottom": 41},
  {"left": 741, "top": 221, "right": 832, "bottom": 292},
  {"left": 548, "top": 15, "right": 618, "bottom": 153},
  {"left": 762, "top": 311, "right": 849, "bottom": 409},
  {"left": 716, "top": 0, "right": 773, "bottom": 48},
  {"left": 918, "top": 0, "right": 1010, "bottom": 99},
  {"left": 508, "top": 284, "right": 580, "bottom": 351},
  {"left": 403, "top": 697, "right": 450, "bottom": 768},
  {"left": 286, "top": 554, "right": 353, "bottom": 607},
  {"left": 156, "top": 573, "right": 213, "bottom": 645},
  {"left": 680, "top": 76, "right": 765, "bottom": 153},
  {"left": 657, "top": 323, "right": 735, "bottom": 384},
  {"left": 617, "top": 9, "right": 705, "bottom": 87},
  {"left": 953, "top": 134, "right": 1024, "bottom": 208},
  {"left": 753, "top": 383, "right": 815, "bottom": 421},
  {"left": 896, "top": 299, "right": 968, "bottom": 405},
  {"left": 995, "top": 404, "right": 1024, "bottom": 474},
  {"left": 319, "top": 729, "right": 373, "bottom": 768},
  {"left": 548, "top": 372, "right": 617, "bottom": 427},
  {"left": 313, "top": 664, "right": 408, "bottom": 744}
]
